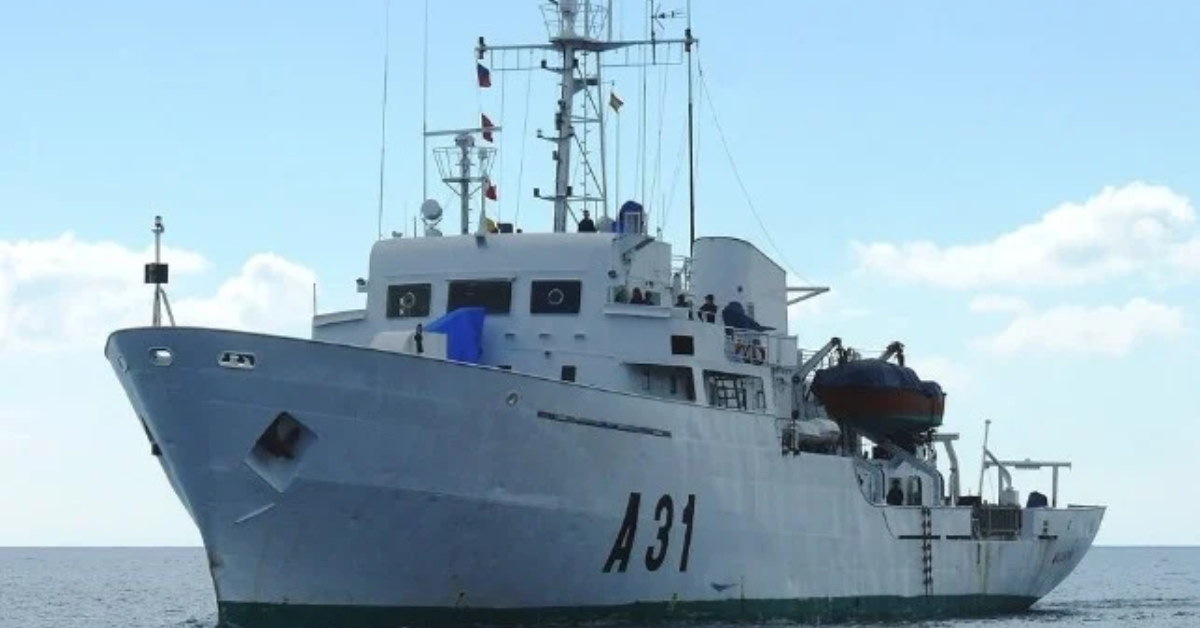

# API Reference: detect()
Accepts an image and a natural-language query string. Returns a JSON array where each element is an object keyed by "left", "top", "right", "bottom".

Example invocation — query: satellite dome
[{"left": 420, "top": 199, "right": 443, "bottom": 222}]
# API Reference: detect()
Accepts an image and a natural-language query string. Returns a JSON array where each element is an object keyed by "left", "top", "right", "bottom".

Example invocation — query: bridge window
[
  {"left": 530, "top": 280, "right": 582, "bottom": 314},
  {"left": 387, "top": 283, "right": 432, "bottom": 318},
  {"left": 670, "top": 335, "right": 695, "bottom": 355},
  {"left": 448, "top": 280, "right": 512, "bottom": 314},
  {"left": 626, "top": 365, "right": 695, "bottom": 402},
  {"left": 703, "top": 370, "right": 766, "bottom": 412}
]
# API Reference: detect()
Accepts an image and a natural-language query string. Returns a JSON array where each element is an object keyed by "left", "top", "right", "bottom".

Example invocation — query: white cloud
[
  {"left": 973, "top": 297, "right": 1185, "bottom": 356},
  {"left": 789, "top": 287, "right": 838, "bottom": 317},
  {"left": 852, "top": 182, "right": 1199, "bottom": 289},
  {"left": 175, "top": 253, "right": 316, "bottom": 336},
  {"left": 0, "top": 234, "right": 317, "bottom": 354},
  {"left": 1172, "top": 237, "right": 1200, "bottom": 273},
  {"left": 968, "top": 295, "right": 1032, "bottom": 315},
  {"left": 0, "top": 232, "right": 209, "bottom": 282}
]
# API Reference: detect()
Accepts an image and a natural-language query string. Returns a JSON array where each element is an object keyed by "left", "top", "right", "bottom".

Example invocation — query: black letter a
[{"left": 602, "top": 492, "right": 641, "bottom": 573}]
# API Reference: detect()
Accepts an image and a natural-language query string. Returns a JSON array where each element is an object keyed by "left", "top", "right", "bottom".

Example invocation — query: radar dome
[{"left": 420, "top": 199, "right": 443, "bottom": 222}]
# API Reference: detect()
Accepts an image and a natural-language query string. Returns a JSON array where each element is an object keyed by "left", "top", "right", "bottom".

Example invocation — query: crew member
[
  {"left": 698, "top": 294, "right": 718, "bottom": 323},
  {"left": 578, "top": 210, "right": 596, "bottom": 232}
]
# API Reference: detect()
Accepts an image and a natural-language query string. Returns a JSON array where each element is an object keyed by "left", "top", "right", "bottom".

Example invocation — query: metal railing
[
  {"left": 797, "top": 344, "right": 893, "bottom": 372},
  {"left": 608, "top": 285, "right": 666, "bottom": 306},
  {"left": 725, "top": 329, "right": 770, "bottom": 365},
  {"left": 670, "top": 255, "right": 692, "bottom": 292}
]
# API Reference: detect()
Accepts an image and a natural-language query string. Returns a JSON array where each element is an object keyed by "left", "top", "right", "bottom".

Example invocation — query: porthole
[{"left": 148, "top": 347, "right": 173, "bottom": 366}]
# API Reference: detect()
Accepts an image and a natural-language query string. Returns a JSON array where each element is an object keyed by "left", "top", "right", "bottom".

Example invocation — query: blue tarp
[
  {"left": 721, "top": 301, "right": 775, "bottom": 332},
  {"left": 611, "top": 200, "right": 645, "bottom": 233},
  {"left": 425, "top": 307, "right": 486, "bottom": 364},
  {"left": 812, "top": 358, "right": 944, "bottom": 398}
]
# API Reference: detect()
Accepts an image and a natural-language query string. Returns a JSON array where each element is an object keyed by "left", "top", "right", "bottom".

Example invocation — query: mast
[
  {"left": 152, "top": 217, "right": 163, "bottom": 327},
  {"left": 476, "top": 1, "right": 694, "bottom": 233},
  {"left": 551, "top": 4, "right": 579, "bottom": 233},
  {"left": 425, "top": 123, "right": 500, "bottom": 235},
  {"left": 685, "top": 1, "right": 697, "bottom": 255},
  {"left": 456, "top": 134, "right": 473, "bottom": 233},
  {"left": 145, "top": 215, "right": 175, "bottom": 327}
]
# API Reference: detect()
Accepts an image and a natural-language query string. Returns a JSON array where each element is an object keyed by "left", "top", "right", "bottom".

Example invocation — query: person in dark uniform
[
  {"left": 674, "top": 294, "right": 693, "bottom": 319},
  {"left": 886, "top": 479, "right": 905, "bottom": 506},
  {"left": 577, "top": 210, "right": 596, "bottom": 232},
  {"left": 698, "top": 294, "right": 718, "bottom": 323}
]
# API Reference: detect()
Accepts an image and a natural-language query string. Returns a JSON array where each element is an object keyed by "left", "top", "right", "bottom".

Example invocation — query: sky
[{"left": 2, "top": 0, "right": 1199, "bottom": 546}]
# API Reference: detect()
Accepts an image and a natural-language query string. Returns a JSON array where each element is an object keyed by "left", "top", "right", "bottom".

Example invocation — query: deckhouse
[{"left": 313, "top": 211, "right": 802, "bottom": 421}]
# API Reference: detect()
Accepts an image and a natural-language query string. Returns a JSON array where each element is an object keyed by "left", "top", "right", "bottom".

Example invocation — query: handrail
[
  {"left": 725, "top": 329, "right": 769, "bottom": 365},
  {"left": 670, "top": 255, "right": 692, "bottom": 292},
  {"left": 608, "top": 284, "right": 665, "bottom": 306}
]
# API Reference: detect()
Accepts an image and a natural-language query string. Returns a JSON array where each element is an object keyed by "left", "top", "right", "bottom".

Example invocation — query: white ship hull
[{"left": 106, "top": 326, "right": 1104, "bottom": 627}]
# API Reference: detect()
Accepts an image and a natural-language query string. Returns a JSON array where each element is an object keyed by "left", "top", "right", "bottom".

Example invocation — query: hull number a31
[{"left": 602, "top": 492, "right": 696, "bottom": 573}]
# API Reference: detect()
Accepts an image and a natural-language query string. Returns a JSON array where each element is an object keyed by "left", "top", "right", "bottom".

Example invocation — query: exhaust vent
[{"left": 245, "top": 412, "right": 316, "bottom": 492}]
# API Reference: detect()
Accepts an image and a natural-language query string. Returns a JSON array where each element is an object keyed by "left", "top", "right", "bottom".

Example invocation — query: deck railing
[{"left": 725, "top": 329, "right": 770, "bottom": 365}]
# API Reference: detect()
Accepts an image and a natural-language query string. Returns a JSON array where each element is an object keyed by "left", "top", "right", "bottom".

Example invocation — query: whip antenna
[{"left": 375, "top": 0, "right": 392, "bottom": 240}]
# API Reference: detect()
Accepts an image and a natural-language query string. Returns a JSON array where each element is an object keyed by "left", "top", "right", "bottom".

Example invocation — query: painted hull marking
[
  {"left": 234, "top": 502, "right": 276, "bottom": 525},
  {"left": 536, "top": 410, "right": 671, "bottom": 438}
]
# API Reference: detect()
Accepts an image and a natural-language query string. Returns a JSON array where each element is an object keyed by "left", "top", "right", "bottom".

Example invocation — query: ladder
[{"left": 920, "top": 506, "right": 934, "bottom": 596}]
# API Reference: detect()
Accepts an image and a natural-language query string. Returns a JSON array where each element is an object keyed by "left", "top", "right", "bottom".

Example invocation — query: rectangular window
[
  {"left": 703, "top": 370, "right": 767, "bottom": 412},
  {"left": 530, "top": 280, "right": 582, "bottom": 314},
  {"left": 670, "top": 335, "right": 695, "bottom": 355},
  {"left": 561, "top": 365, "right": 577, "bottom": 382},
  {"left": 386, "top": 283, "right": 432, "bottom": 318},
  {"left": 448, "top": 280, "right": 512, "bottom": 314}
]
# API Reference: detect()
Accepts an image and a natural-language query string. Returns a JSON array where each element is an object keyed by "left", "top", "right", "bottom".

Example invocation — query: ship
[{"left": 104, "top": 2, "right": 1104, "bottom": 627}]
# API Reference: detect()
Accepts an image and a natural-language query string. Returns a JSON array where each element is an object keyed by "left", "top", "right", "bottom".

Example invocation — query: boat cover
[
  {"left": 812, "top": 358, "right": 943, "bottom": 399},
  {"left": 721, "top": 301, "right": 775, "bottom": 331},
  {"left": 425, "top": 307, "right": 486, "bottom": 364}
]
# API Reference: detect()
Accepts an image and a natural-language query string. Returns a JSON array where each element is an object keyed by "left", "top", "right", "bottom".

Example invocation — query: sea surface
[{"left": 1, "top": 546, "right": 1196, "bottom": 628}]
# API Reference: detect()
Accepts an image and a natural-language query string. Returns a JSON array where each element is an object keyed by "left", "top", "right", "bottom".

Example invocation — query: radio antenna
[
  {"left": 146, "top": 215, "right": 176, "bottom": 327},
  {"left": 375, "top": 0, "right": 393, "bottom": 240}
]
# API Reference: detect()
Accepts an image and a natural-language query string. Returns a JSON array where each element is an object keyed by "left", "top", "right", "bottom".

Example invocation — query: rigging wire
[
  {"left": 697, "top": 57, "right": 816, "bottom": 287},
  {"left": 513, "top": 50, "right": 534, "bottom": 227},
  {"left": 650, "top": 57, "right": 671, "bottom": 233},
  {"left": 497, "top": 47, "right": 508, "bottom": 223},
  {"left": 421, "top": 0, "right": 429, "bottom": 202},
  {"left": 637, "top": 0, "right": 650, "bottom": 204},
  {"left": 375, "top": 0, "right": 392, "bottom": 240},
  {"left": 572, "top": 75, "right": 608, "bottom": 205},
  {"left": 659, "top": 122, "right": 689, "bottom": 232}
]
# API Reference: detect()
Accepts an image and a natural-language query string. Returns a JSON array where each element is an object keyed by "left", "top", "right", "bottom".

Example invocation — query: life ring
[{"left": 737, "top": 342, "right": 765, "bottom": 364}]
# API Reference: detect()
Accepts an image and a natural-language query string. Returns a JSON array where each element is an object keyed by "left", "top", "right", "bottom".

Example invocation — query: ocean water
[{"left": 1, "top": 546, "right": 1196, "bottom": 628}]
